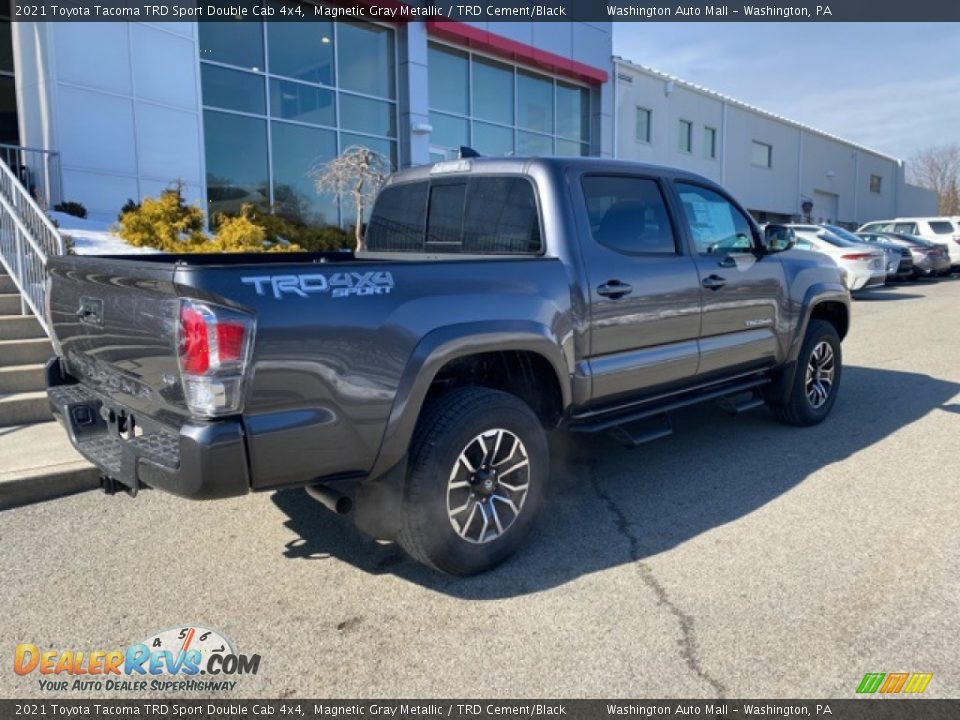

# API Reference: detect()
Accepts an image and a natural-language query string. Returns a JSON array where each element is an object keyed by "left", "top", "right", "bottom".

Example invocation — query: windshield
[{"left": 815, "top": 228, "right": 861, "bottom": 248}]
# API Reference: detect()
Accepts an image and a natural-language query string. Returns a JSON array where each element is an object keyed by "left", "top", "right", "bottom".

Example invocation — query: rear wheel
[
  {"left": 398, "top": 387, "right": 548, "bottom": 575},
  {"left": 769, "top": 319, "right": 842, "bottom": 427}
]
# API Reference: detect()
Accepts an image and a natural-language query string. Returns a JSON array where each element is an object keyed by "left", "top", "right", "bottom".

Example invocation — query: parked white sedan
[{"left": 789, "top": 225, "right": 886, "bottom": 291}]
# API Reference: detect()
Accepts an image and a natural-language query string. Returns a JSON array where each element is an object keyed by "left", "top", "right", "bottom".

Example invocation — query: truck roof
[{"left": 385, "top": 156, "right": 716, "bottom": 187}]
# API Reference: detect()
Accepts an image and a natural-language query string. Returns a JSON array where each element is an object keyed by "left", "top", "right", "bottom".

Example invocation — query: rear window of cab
[{"left": 365, "top": 177, "right": 542, "bottom": 254}]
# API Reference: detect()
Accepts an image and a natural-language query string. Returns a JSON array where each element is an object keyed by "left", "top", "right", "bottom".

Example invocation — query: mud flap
[{"left": 352, "top": 457, "right": 407, "bottom": 541}]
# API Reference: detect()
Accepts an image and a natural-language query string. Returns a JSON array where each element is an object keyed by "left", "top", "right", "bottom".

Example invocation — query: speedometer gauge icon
[{"left": 140, "top": 625, "right": 234, "bottom": 666}]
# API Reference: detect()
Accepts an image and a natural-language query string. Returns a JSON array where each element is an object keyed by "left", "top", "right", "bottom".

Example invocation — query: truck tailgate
[{"left": 46, "top": 256, "right": 188, "bottom": 425}]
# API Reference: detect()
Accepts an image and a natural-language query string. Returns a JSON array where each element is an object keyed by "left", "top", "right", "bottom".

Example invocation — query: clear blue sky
[{"left": 613, "top": 23, "right": 960, "bottom": 161}]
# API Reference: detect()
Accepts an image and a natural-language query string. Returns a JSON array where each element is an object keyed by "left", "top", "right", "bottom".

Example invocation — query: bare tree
[
  {"left": 312, "top": 145, "right": 392, "bottom": 252},
  {"left": 907, "top": 143, "right": 960, "bottom": 216}
]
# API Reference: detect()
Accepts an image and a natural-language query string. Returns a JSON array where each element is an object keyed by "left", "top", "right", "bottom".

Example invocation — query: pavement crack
[{"left": 585, "top": 462, "right": 728, "bottom": 699}]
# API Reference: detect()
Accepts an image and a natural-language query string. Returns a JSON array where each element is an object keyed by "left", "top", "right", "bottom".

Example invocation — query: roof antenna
[{"left": 459, "top": 146, "right": 481, "bottom": 159}]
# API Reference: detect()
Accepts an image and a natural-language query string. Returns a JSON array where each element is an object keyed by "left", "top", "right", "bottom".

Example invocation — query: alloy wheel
[
  {"left": 805, "top": 340, "right": 836, "bottom": 409},
  {"left": 446, "top": 429, "right": 531, "bottom": 544}
]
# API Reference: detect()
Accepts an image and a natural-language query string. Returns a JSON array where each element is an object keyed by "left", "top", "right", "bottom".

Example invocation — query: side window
[
  {"left": 795, "top": 239, "right": 814, "bottom": 250},
  {"left": 893, "top": 222, "right": 917, "bottom": 234},
  {"left": 581, "top": 175, "right": 677, "bottom": 255},
  {"left": 365, "top": 182, "right": 428, "bottom": 252},
  {"left": 675, "top": 182, "right": 756, "bottom": 255},
  {"left": 928, "top": 221, "right": 954, "bottom": 234}
]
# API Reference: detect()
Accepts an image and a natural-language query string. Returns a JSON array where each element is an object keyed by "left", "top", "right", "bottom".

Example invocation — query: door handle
[
  {"left": 597, "top": 280, "right": 633, "bottom": 299},
  {"left": 702, "top": 274, "right": 727, "bottom": 290}
]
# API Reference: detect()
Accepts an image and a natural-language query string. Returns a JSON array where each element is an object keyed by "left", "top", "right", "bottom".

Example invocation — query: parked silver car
[
  {"left": 824, "top": 224, "right": 912, "bottom": 280},
  {"left": 856, "top": 232, "right": 950, "bottom": 278},
  {"left": 789, "top": 225, "right": 886, "bottom": 291}
]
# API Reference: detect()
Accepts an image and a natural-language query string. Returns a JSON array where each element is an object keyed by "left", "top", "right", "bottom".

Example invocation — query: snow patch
[{"left": 49, "top": 211, "right": 162, "bottom": 256}]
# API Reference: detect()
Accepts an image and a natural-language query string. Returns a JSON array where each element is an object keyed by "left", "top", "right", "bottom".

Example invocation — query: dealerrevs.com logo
[{"left": 14, "top": 625, "right": 261, "bottom": 693}]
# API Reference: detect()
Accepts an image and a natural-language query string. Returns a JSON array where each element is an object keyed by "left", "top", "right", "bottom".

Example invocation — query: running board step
[
  {"left": 570, "top": 375, "right": 771, "bottom": 434},
  {"left": 716, "top": 389, "right": 766, "bottom": 415},
  {"left": 608, "top": 413, "right": 673, "bottom": 449}
]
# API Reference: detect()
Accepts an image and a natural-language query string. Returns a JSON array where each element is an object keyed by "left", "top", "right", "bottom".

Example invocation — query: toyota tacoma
[{"left": 45, "top": 158, "right": 850, "bottom": 575}]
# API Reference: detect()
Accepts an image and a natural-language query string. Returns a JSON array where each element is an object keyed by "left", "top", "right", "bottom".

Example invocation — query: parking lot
[{"left": 2, "top": 277, "right": 959, "bottom": 700}]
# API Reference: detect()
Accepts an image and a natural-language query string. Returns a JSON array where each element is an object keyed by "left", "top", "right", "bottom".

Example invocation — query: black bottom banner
[{"left": 2, "top": 700, "right": 958, "bottom": 720}]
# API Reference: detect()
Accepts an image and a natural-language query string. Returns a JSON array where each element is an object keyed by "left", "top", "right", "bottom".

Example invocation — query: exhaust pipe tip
[{"left": 305, "top": 484, "right": 353, "bottom": 515}]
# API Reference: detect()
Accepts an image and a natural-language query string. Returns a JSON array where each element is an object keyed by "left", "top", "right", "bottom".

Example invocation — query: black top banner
[{"left": 10, "top": 0, "right": 960, "bottom": 22}]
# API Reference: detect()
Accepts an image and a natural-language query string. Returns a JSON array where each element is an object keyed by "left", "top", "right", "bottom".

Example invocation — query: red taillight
[
  {"left": 216, "top": 323, "right": 246, "bottom": 363},
  {"left": 177, "top": 299, "right": 254, "bottom": 417},
  {"left": 179, "top": 305, "right": 211, "bottom": 374},
  {"left": 841, "top": 253, "right": 873, "bottom": 260}
]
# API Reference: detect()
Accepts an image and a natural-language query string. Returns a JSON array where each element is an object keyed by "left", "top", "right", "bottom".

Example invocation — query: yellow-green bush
[
  {"left": 200, "top": 208, "right": 302, "bottom": 253},
  {"left": 116, "top": 189, "right": 354, "bottom": 254},
  {"left": 114, "top": 185, "right": 207, "bottom": 252},
  {"left": 225, "top": 205, "right": 353, "bottom": 252}
]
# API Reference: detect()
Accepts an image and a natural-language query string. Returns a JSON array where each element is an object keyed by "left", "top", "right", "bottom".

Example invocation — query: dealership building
[
  {"left": 2, "top": 17, "right": 935, "bottom": 227},
  {"left": 613, "top": 58, "right": 936, "bottom": 226}
]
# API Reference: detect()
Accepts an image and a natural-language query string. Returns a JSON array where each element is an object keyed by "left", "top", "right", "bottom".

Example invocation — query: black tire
[
  {"left": 397, "top": 387, "right": 548, "bottom": 576},
  {"left": 769, "top": 319, "right": 842, "bottom": 427}
]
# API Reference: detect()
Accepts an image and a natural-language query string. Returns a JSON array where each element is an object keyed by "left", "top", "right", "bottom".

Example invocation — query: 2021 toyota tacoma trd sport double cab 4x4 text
[{"left": 45, "top": 158, "right": 850, "bottom": 575}]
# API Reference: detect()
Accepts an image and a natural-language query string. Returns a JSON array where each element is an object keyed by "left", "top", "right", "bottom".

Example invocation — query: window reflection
[
  {"left": 337, "top": 22, "right": 395, "bottom": 100},
  {"left": 271, "top": 122, "right": 337, "bottom": 226},
  {"left": 204, "top": 110, "right": 270, "bottom": 219},
  {"left": 429, "top": 44, "right": 469, "bottom": 115},
  {"left": 427, "top": 42, "right": 590, "bottom": 158},
  {"left": 270, "top": 79, "right": 335, "bottom": 126},
  {"left": 199, "top": 22, "right": 264, "bottom": 71},
  {"left": 517, "top": 71, "right": 554, "bottom": 134},
  {"left": 199, "top": 14, "right": 397, "bottom": 228},
  {"left": 267, "top": 20, "right": 334, "bottom": 85}
]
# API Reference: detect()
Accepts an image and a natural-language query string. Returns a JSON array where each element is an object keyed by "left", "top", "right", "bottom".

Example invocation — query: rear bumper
[
  {"left": 46, "top": 357, "right": 249, "bottom": 500},
  {"left": 849, "top": 269, "right": 885, "bottom": 291}
]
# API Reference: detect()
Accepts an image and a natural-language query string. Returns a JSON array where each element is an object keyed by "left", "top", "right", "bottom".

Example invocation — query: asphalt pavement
[{"left": 2, "top": 277, "right": 959, "bottom": 700}]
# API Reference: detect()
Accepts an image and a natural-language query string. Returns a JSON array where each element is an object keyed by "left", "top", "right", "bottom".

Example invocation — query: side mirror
[{"left": 762, "top": 224, "right": 796, "bottom": 253}]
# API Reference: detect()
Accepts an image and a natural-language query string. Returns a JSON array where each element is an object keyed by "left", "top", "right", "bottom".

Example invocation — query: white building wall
[
  {"left": 615, "top": 59, "right": 937, "bottom": 225},
  {"left": 13, "top": 21, "right": 205, "bottom": 222},
  {"left": 723, "top": 104, "right": 801, "bottom": 218}
]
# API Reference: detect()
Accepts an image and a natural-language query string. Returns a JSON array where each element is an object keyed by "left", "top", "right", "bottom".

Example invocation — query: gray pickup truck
[{"left": 45, "top": 158, "right": 849, "bottom": 575}]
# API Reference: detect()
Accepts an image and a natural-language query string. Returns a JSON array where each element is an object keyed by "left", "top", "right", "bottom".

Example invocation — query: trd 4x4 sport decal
[{"left": 241, "top": 271, "right": 395, "bottom": 299}]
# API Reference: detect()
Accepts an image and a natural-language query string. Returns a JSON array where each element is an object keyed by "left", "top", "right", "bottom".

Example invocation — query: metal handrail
[
  {"left": 0, "top": 153, "right": 65, "bottom": 337},
  {"left": 0, "top": 143, "right": 64, "bottom": 208}
]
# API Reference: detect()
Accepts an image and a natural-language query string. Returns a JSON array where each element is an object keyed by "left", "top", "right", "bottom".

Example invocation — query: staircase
[
  {"left": 0, "top": 145, "right": 64, "bottom": 428},
  {"left": 0, "top": 147, "right": 100, "bottom": 509},
  {"left": 0, "top": 269, "right": 52, "bottom": 426}
]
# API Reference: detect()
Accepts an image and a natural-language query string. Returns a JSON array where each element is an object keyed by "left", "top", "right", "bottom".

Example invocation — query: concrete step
[
  {"left": 0, "top": 390, "right": 51, "bottom": 426},
  {"left": 0, "top": 337, "right": 52, "bottom": 366},
  {"left": 0, "top": 364, "right": 45, "bottom": 393},
  {"left": 0, "top": 315, "right": 45, "bottom": 340},
  {"left": 0, "top": 422, "right": 99, "bottom": 510},
  {"left": 0, "top": 293, "right": 23, "bottom": 314},
  {"left": 0, "top": 275, "right": 16, "bottom": 293}
]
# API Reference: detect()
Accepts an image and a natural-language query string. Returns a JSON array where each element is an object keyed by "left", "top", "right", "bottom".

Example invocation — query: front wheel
[
  {"left": 398, "top": 387, "right": 548, "bottom": 575},
  {"left": 769, "top": 319, "right": 842, "bottom": 427}
]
